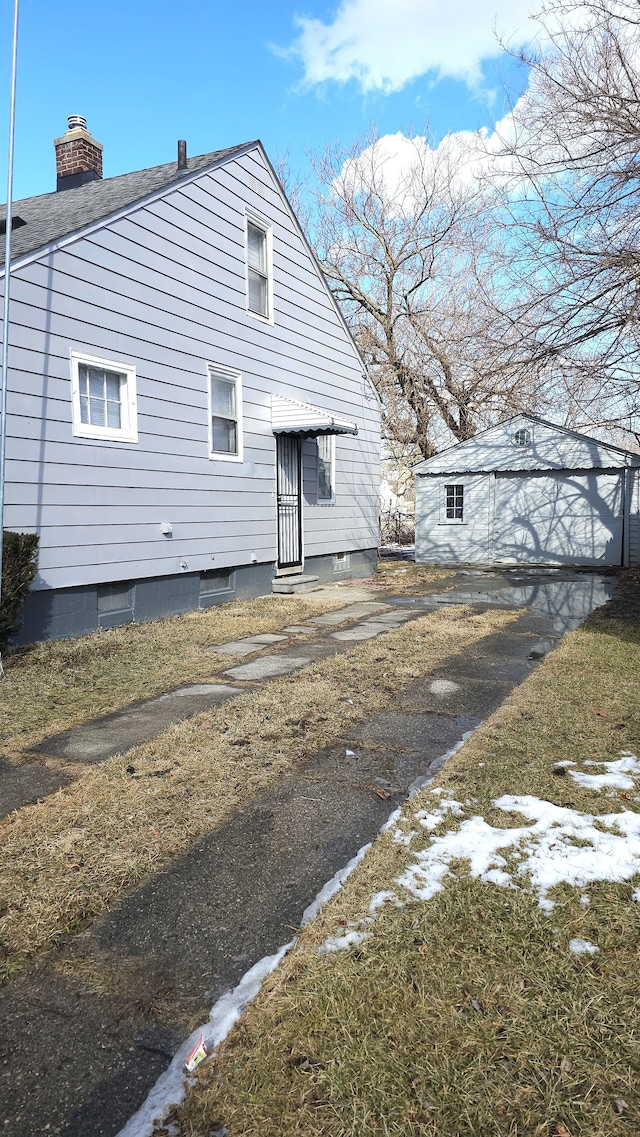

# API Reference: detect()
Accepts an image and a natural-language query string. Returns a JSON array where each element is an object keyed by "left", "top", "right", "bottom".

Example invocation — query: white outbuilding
[{"left": 414, "top": 414, "right": 640, "bottom": 568}]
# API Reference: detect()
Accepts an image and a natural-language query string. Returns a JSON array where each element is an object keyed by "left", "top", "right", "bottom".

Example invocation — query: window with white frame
[
  {"left": 445, "top": 484, "right": 464, "bottom": 521},
  {"left": 317, "top": 434, "right": 335, "bottom": 502},
  {"left": 70, "top": 351, "right": 138, "bottom": 442},
  {"left": 245, "top": 213, "right": 272, "bottom": 321},
  {"left": 208, "top": 365, "right": 243, "bottom": 460}
]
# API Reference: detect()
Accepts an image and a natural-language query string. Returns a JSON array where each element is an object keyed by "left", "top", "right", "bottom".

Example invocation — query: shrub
[{"left": 0, "top": 531, "right": 39, "bottom": 652}]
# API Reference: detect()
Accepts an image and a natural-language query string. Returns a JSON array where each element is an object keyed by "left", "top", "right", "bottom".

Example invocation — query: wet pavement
[{"left": 0, "top": 567, "right": 617, "bottom": 1137}]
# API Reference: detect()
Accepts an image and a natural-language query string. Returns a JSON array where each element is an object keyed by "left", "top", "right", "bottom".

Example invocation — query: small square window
[
  {"left": 97, "top": 582, "right": 132, "bottom": 613},
  {"left": 200, "top": 568, "right": 233, "bottom": 596},
  {"left": 317, "top": 435, "right": 335, "bottom": 503},
  {"left": 70, "top": 351, "right": 137, "bottom": 442},
  {"left": 245, "top": 213, "right": 273, "bottom": 322},
  {"left": 445, "top": 484, "right": 464, "bottom": 521},
  {"left": 333, "top": 551, "right": 351, "bottom": 573},
  {"left": 513, "top": 428, "right": 532, "bottom": 447},
  {"left": 208, "top": 365, "right": 243, "bottom": 461}
]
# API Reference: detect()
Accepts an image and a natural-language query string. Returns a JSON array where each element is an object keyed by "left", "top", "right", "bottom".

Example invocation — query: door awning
[{"left": 271, "top": 394, "right": 358, "bottom": 437}]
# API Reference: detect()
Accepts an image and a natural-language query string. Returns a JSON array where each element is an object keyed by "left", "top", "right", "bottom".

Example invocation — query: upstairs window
[
  {"left": 70, "top": 350, "right": 137, "bottom": 443},
  {"left": 246, "top": 213, "right": 272, "bottom": 322},
  {"left": 208, "top": 364, "right": 243, "bottom": 461},
  {"left": 445, "top": 484, "right": 464, "bottom": 521},
  {"left": 317, "top": 435, "right": 335, "bottom": 502}
]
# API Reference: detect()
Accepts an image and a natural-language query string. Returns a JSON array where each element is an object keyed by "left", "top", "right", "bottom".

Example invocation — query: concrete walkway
[{"left": 0, "top": 568, "right": 616, "bottom": 1136}]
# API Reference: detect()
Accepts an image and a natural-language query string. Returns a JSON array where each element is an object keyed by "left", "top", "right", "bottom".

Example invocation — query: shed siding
[
  {"left": 415, "top": 474, "right": 493, "bottom": 564},
  {"left": 629, "top": 468, "right": 640, "bottom": 566},
  {"left": 414, "top": 415, "right": 638, "bottom": 475},
  {"left": 1, "top": 146, "right": 379, "bottom": 593}
]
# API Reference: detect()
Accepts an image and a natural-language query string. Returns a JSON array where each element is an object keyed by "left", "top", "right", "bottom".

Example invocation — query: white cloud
[
  {"left": 336, "top": 109, "right": 523, "bottom": 205},
  {"left": 288, "top": 0, "right": 538, "bottom": 92}
]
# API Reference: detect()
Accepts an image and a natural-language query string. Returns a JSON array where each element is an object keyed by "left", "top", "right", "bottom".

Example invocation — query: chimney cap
[{"left": 67, "top": 114, "right": 88, "bottom": 132}]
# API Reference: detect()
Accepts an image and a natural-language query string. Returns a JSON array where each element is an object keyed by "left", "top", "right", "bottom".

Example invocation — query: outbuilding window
[
  {"left": 513, "top": 428, "right": 532, "bottom": 447},
  {"left": 70, "top": 350, "right": 138, "bottom": 443},
  {"left": 445, "top": 484, "right": 464, "bottom": 521}
]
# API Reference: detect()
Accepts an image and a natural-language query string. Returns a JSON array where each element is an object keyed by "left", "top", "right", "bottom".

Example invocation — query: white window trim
[
  {"left": 207, "top": 363, "right": 244, "bottom": 463},
  {"left": 244, "top": 208, "right": 274, "bottom": 326},
  {"left": 317, "top": 434, "right": 336, "bottom": 504},
  {"left": 70, "top": 349, "right": 138, "bottom": 443},
  {"left": 442, "top": 483, "right": 465, "bottom": 524}
]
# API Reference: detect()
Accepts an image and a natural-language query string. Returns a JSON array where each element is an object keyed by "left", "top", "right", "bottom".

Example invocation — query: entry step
[{"left": 272, "top": 574, "right": 320, "bottom": 594}]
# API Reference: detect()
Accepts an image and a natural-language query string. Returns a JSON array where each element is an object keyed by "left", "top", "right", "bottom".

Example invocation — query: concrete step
[{"left": 272, "top": 574, "right": 320, "bottom": 594}]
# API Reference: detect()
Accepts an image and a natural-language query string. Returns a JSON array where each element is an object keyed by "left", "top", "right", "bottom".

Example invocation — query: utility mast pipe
[{"left": 0, "top": 0, "right": 20, "bottom": 670}]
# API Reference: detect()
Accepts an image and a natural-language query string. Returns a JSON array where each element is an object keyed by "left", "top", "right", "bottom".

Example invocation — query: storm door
[{"left": 276, "top": 434, "right": 303, "bottom": 572}]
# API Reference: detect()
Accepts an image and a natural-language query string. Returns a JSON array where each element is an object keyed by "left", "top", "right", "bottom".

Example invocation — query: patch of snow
[
  {"left": 300, "top": 841, "right": 371, "bottom": 926},
  {"left": 580, "top": 894, "right": 590, "bottom": 907},
  {"left": 415, "top": 798, "right": 464, "bottom": 830},
  {"left": 345, "top": 749, "right": 355, "bottom": 756},
  {"left": 381, "top": 806, "right": 403, "bottom": 832},
  {"left": 554, "top": 760, "right": 576, "bottom": 768},
  {"left": 397, "top": 794, "right": 640, "bottom": 910},
  {"left": 568, "top": 754, "right": 640, "bottom": 792},
  {"left": 632, "top": 888, "right": 640, "bottom": 903},
  {"left": 369, "top": 890, "right": 403, "bottom": 914},
  {"left": 569, "top": 937, "right": 600, "bottom": 956},
  {"left": 319, "top": 928, "right": 371, "bottom": 953},
  {"left": 408, "top": 729, "right": 477, "bottom": 798}
]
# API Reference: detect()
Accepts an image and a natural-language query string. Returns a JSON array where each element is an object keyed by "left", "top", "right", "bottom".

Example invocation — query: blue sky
[{"left": 0, "top": 0, "right": 533, "bottom": 202}]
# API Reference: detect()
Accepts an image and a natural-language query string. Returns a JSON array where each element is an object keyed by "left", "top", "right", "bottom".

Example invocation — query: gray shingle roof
[{"left": 0, "top": 142, "right": 256, "bottom": 266}]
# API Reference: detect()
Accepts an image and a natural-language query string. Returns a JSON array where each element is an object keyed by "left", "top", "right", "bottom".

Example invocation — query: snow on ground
[
  {"left": 568, "top": 753, "right": 640, "bottom": 792},
  {"left": 396, "top": 785, "right": 640, "bottom": 912},
  {"left": 569, "top": 937, "right": 600, "bottom": 956},
  {"left": 117, "top": 752, "right": 640, "bottom": 1136},
  {"left": 316, "top": 752, "right": 640, "bottom": 957}
]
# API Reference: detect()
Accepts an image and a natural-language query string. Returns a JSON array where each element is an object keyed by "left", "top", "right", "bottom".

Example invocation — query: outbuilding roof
[
  {"left": 0, "top": 142, "right": 254, "bottom": 266},
  {"left": 413, "top": 414, "right": 640, "bottom": 475}
]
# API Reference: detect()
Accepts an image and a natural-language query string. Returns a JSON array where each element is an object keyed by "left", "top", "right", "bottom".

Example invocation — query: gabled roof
[
  {"left": 0, "top": 142, "right": 255, "bottom": 266},
  {"left": 413, "top": 414, "right": 640, "bottom": 475}
]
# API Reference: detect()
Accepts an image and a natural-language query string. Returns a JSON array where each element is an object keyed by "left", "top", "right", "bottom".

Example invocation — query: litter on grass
[{"left": 184, "top": 1035, "right": 207, "bottom": 1072}]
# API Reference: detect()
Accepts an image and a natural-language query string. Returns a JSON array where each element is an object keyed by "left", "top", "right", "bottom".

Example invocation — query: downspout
[{"left": 0, "top": 0, "right": 20, "bottom": 676}]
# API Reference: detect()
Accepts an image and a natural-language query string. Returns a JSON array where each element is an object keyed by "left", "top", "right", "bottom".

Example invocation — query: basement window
[
  {"left": 97, "top": 582, "right": 132, "bottom": 613},
  {"left": 445, "top": 484, "right": 464, "bottom": 522}
]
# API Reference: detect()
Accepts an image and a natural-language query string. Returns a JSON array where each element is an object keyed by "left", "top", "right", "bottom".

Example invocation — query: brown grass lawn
[
  {"left": 0, "top": 601, "right": 513, "bottom": 987},
  {"left": 175, "top": 597, "right": 640, "bottom": 1137}
]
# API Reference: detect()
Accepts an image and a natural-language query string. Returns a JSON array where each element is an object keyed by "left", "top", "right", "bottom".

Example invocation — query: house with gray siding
[
  {"left": 414, "top": 414, "right": 640, "bottom": 568},
  {"left": 0, "top": 118, "right": 380, "bottom": 643}
]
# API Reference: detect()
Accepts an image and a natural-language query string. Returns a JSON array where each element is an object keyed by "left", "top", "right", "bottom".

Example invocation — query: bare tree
[
  {"left": 309, "top": 132, "right": 543, "bottom": 458},
  {"left": 498, "top": 0, "right": 640, "bottom": 437}
]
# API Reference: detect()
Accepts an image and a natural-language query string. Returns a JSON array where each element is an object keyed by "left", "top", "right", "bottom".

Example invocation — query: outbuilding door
[
  {"left": 492, "top": 470, "right": 623, "bottom": 565},
  {"left": 276, "top": 434, "right": 303, "bottom": 573}
]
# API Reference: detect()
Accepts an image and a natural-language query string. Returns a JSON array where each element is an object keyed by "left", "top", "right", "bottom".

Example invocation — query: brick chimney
[{"left": 54, "top": 115, "right": 103, "bottom": 192}]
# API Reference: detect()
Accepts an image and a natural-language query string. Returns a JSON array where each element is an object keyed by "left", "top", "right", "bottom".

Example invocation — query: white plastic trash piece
[
  {"left": 184, "top": 1034, "right": 207, "bottom": 1072},
  {"left": 346, "top": 749, "right": 355, "bottom": 756}
]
